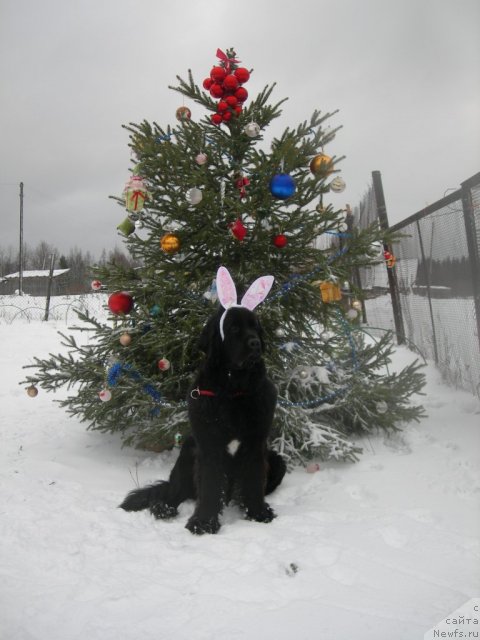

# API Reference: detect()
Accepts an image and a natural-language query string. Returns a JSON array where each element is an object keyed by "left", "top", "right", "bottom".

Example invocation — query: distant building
[{"left": 0, "top": 269, "right": 70, "bottom": 296}]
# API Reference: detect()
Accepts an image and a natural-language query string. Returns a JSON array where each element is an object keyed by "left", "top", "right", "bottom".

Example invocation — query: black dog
[{"left": 120, "top": 305, "right": 286, "bottom": 534}]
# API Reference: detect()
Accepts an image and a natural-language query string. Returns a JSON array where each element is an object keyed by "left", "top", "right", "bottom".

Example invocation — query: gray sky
[{"left": 1, "top": 0, "right": 479, "bottom": 258}]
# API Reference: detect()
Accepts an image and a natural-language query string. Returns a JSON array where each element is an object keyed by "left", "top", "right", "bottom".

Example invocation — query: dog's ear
[
  {"left": 198, "top": 312, "right": 223, "bottom": 365},
  {"left": 256, "top": 317, "right": 266, "bottom": 353}
]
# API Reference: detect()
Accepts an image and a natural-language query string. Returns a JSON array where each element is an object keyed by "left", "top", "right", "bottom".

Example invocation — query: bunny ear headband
[{"left": 216, "top": 266, "right": 274, "bottom": 341}]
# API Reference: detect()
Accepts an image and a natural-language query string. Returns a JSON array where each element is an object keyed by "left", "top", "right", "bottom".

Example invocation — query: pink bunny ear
[
  {"left": 216, "top": 266, "right": 238, "bottom": 309},
  {"left": 241, "top": 275, "right": 274, "bottom": 311}
]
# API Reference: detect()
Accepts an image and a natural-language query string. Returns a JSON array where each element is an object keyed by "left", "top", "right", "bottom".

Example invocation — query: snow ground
[{"left": 1, "top": 321, "right": 479, "bottom": 640}]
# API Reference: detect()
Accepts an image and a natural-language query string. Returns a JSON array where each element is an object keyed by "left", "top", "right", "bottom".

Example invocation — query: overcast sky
[{"left": 1, "top": 0, "right": 479, "bottom": 259}]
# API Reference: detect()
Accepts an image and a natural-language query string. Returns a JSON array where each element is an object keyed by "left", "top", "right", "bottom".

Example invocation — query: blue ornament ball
[{"left": 269, "top": 174, "right": 296, "bottom": 199}]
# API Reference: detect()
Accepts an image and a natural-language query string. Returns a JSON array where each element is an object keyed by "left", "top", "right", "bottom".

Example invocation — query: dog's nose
[{"left": 248, "top": 337, "right": 261, "bottom": 353}]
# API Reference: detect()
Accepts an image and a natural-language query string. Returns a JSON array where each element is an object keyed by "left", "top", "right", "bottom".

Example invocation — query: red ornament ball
[
  {"left": 223, "top": 74, "right": 239, "bottom": 91},
  {"left": 273, "top": 234, "right": 288, "bottom": 248},
  {"left": 210, "top": 66, "right": 227, "bottom": 82},
  {"left": 211, "top": 113, "right": 223, "bottom": 125},
  {"left": 222, "top": 111, "right": 232, "bottom": 122},
  {"left": 210, "top": 83, "right": 224, "bottom": 99},
  {"left": 234, "top": 106, "right": 243, "bottom": 116},
  {"left": 108, "top": 291, "right": 134, "bottom": 315},
  {"left": 235, "top": 87, "right": 248, "bottom": 103},
  {"left": 229, "top": 218, "right": 247, "bottom": 241},
  {"left": 217, "top": 100, "right": 228, "bottom": 113},
  {"left": 203, "top": 77, "right": 213, "bottom": 90},
  {"left": 234, "top": 67, "right": 250, "bottom": 83},
  {"left": 225, "top": 95, "right": 238, "bottom": 108}
]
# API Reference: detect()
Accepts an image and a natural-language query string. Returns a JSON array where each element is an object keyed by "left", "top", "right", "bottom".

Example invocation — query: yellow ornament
[
  {"left": 160, "top": 233, "right": 181, "bottom": 254},
  {"left": 310, "top": 153, "right": 334, "bottom": 176},
  {"left": 319, "top": 281, "right": 342, "bottom": 303}
]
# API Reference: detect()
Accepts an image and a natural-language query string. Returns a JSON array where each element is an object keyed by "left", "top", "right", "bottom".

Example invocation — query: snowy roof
[{"left": 3, "top": 269, "right": 70, "bottom": 279}]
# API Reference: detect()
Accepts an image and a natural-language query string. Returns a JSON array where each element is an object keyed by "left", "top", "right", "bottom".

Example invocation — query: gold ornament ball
[
  {"left": 310, "top": 153, "right": 334, "bottom": 176},
  {"left": 160, "top": 233, "right": 181, "bottom": 254},
  {"left": 352, "top": 300, "right": 363, "bottom": 312},
  {"left": 26, "top": 384, "right": 38, "bottom": 398},
  {"left": 119, "top": 333, "right": 132, "bottom": 347},
  {"left": 176, "top": 106, "right": 191, "bottom": 121}
]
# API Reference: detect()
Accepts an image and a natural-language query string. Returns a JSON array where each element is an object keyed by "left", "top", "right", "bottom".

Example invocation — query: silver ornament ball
[{"left": 244, "top": 122, "right": 260, "bottom": 138}]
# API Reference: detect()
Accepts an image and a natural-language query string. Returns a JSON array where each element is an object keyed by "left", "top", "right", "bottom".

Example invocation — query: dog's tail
[{"left": 119, "top": 481, "right": 170, "bottom": 512}]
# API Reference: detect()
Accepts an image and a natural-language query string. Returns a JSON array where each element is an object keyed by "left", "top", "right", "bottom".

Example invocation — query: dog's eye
[{"left": 229, "top": 325, "right": 240, "bottom": 334}]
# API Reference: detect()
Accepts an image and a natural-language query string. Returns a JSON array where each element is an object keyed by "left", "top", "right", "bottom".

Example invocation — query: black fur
[{"left": 120, "top": 306, "right": 286, "bottom": 535}]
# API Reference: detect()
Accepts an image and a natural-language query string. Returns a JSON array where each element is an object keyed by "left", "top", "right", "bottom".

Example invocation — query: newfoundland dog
[{"left": 120, "top": 267, "right": 286, "bottom": 534}]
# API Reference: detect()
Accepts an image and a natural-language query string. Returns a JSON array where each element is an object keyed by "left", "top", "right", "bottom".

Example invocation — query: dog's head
[{"left": 199, "top": 306, "right": 265, "bottom": 370}]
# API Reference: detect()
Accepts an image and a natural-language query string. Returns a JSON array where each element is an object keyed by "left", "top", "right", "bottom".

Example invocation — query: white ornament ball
[
  {"left": 98, "top": 389, "right": 112, "bottom": 402},
  {"left": 195, "top": 153, "right": 208, "bottom": 165},
  {"left": 306, "top": 462, "right": 320, "bottom": 473},
  {"left": 299, "top": 369, "right": 309, "bottom": 380},
  {"left": 187, "top": 187, "right": 203, "bottom": 205},
  {"left": 338, "top": 222, "right": 348, "bottom": 232},
  {"left": 275, "top": 327, "right": 286, "bottom": 337},
  {"left": 330, "top": 177, "right": 346, "bottom": 193},
  {"left": 376, "top": 400, "right": 388, "bottom": 414},
  {"left": 346, "top": 308, "right": 358, "bottom": 320},
  {"left": 244, "top": 122, "right": 260, "bottom": 138}
]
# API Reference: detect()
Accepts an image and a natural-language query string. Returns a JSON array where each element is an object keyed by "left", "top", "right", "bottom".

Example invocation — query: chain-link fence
[
  {"left": 0, "top": 293, "right": 108, "bottom": 324},
  {"left": 354, "top": 171, "right": 480, "bottom": 397}
]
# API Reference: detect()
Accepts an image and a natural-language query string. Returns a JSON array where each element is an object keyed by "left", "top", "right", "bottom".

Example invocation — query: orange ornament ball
[
  {"left": 160, "top": 233, "right": 181, "bottom": 254},
  {"left": 310, "top": 153, "right": 334, "bottom": 176}
]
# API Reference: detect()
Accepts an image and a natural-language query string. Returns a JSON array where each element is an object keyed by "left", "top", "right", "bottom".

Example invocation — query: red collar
[{"left": 190, "top": 387, "right": 247, "bottom": 400}]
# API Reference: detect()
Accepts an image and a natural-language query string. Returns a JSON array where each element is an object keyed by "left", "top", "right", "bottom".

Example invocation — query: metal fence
[{"left": 354, "top": 171, "right": 480, "bottom": 397}]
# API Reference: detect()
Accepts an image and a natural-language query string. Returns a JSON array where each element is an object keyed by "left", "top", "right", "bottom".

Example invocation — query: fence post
[
  {"left": 416, "top": 220, "right": 439, "bottom": 364},
  {"left": 461, "top": 176, "right": 480, "bottom": 354},
  {"left": 371, "top": 171, "right": 405, "bottom": 344},
  {"left": 44, "top": 254, "right": 55, "bottom": 321}
]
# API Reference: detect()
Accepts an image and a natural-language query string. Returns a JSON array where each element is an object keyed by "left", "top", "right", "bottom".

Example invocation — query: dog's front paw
[
  {"left": 150, "top": 502, "right": 178, "bottom": 520},
  {"left": 186, "top": 514, "right": 221, "bottom": 535},
  {"left": 246, "top": 502, "right": 276, "bottom": 523}
]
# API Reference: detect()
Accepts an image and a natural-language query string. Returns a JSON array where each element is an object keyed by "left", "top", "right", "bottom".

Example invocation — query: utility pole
[{"left": 19, "top": 181, "right": 24, "bottom": 295}]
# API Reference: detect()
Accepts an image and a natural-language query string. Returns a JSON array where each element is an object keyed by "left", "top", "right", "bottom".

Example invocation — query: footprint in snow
[
  {"left": 378, "top": 526, "right": 409, "bottom": 548},
  {"left": 326, "top": 563, "right": 358, "bottom": 586}
]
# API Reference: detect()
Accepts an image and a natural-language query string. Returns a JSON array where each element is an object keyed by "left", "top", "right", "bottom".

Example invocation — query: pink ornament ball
[
  {"left": 306, "top": 462, "right": 320, "bottom": 473},
  {"left": 158, "top": 358, "right": 171, "bottom": 371},
  {"left": 91, "top": 280, "right": 102, "bottom": 291},
  {"left": 98, "top": 389, "right": 112, "bottom": 402}
]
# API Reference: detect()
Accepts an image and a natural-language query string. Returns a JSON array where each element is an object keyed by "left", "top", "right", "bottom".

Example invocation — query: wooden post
[
  {"left": 44, "top": 254, "right": 55, "bottom": 321},
  {"left": 461, "top": 173, "right": 480, "bottom": 355},
  {"left": 371, "top": 171, "right": 405, "bottom": 344},
  {"left": 19, "top": 182, "right": 24, "bottom": 295}
]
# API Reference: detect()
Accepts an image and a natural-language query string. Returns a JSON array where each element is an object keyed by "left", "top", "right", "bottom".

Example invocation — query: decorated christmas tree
[{"left": 23, "top": 48, "right": 425, "bottom": 466}]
